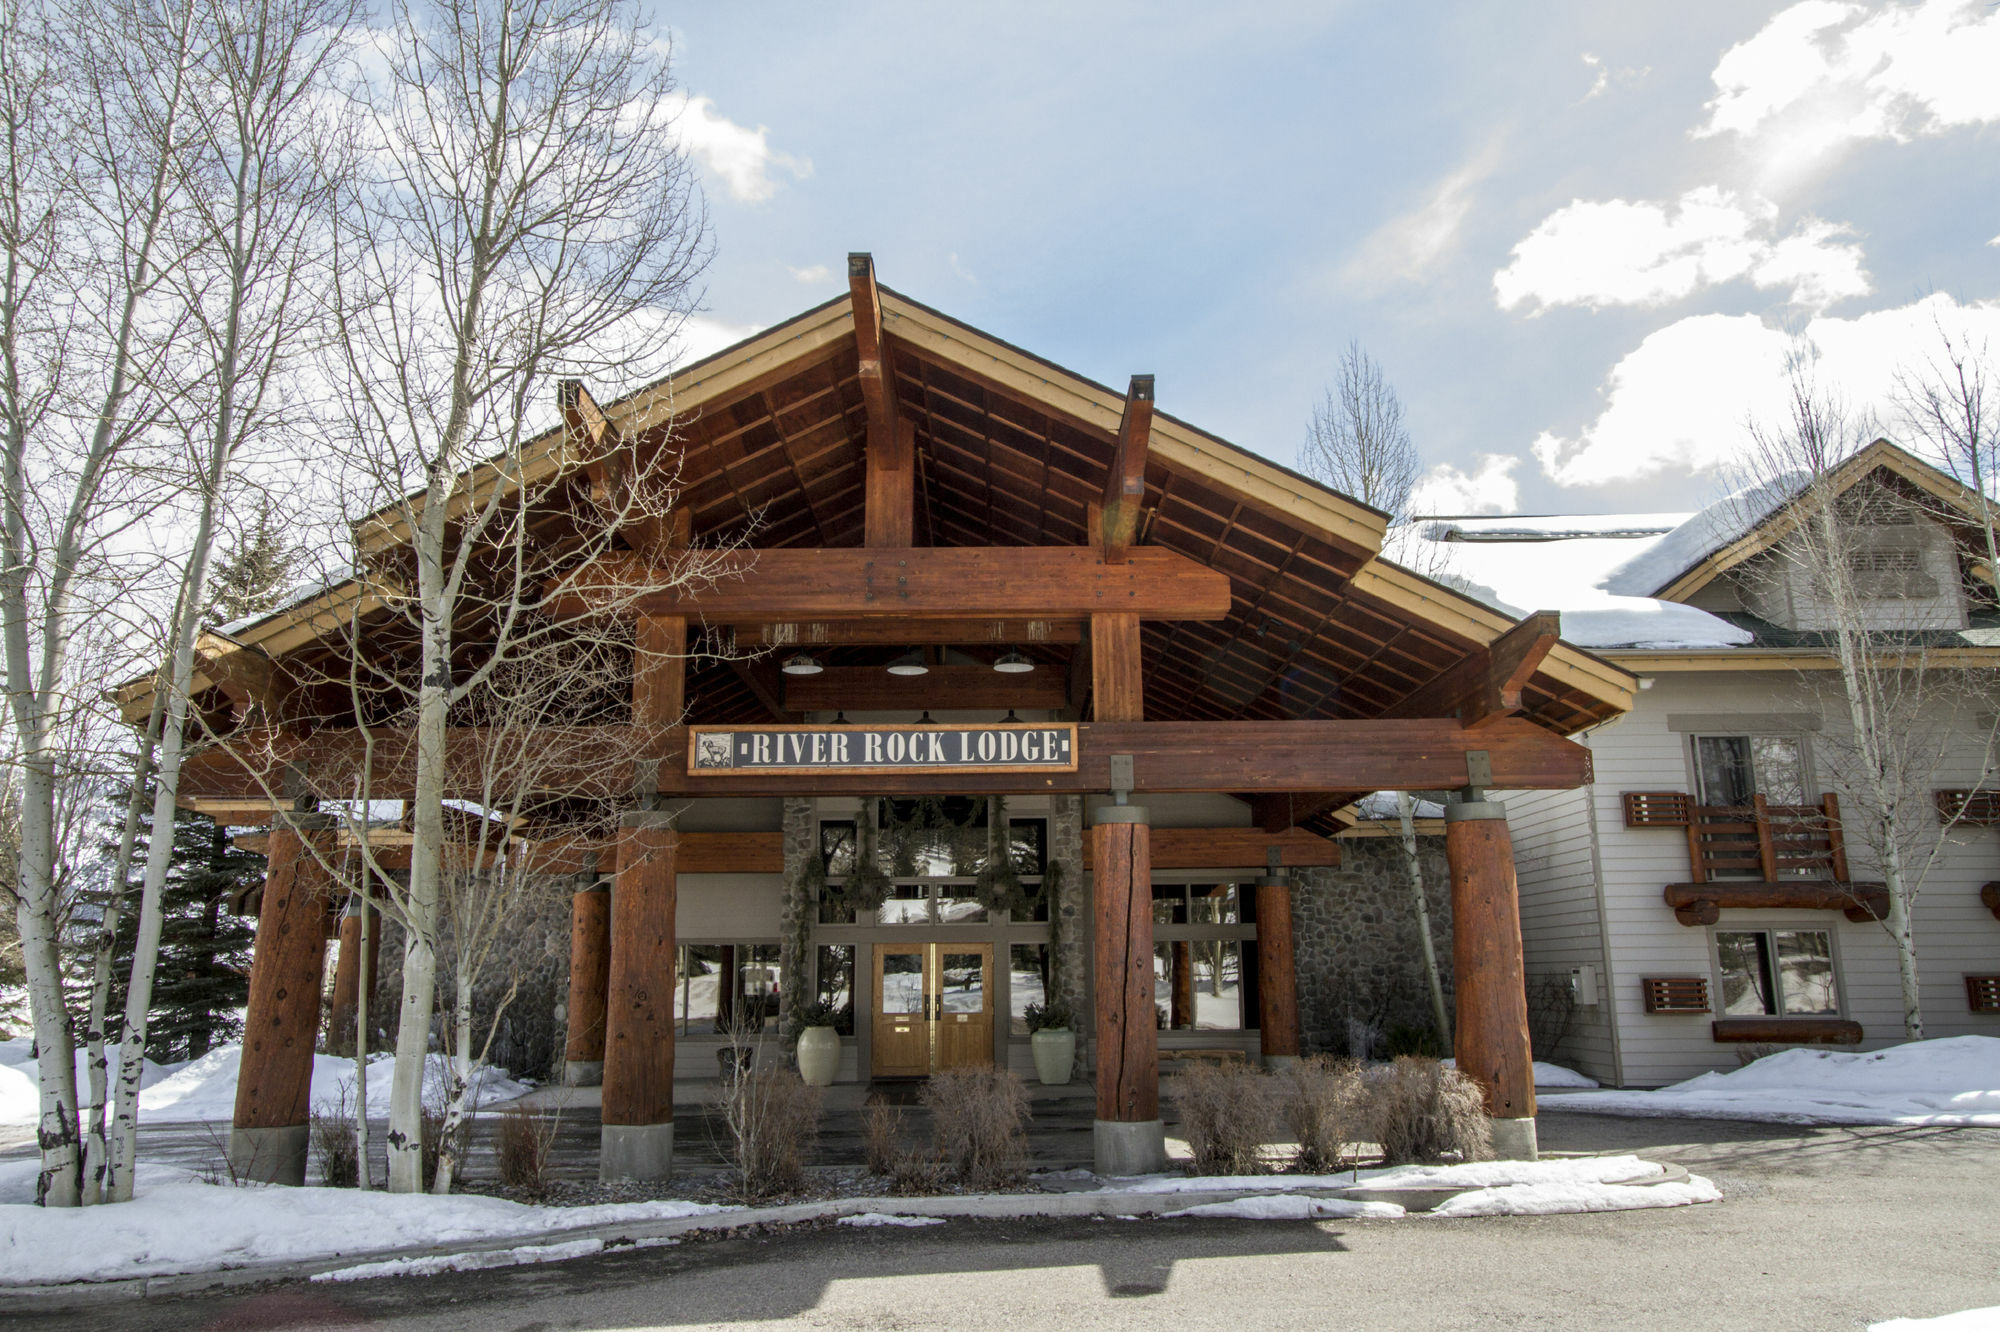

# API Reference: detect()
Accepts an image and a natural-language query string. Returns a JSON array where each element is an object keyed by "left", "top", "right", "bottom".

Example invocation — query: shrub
[
  {"left": 494, "top": 1105, "right": 558, "bottom": 1198},
  {"left": 1384, "top": 1023, "right": 1446, "bottom": 1059},
  {"left": 1367, "top": 1056, "right": 1492, "bottom": 1165},
  {"left": 1278, "top": 1056, "right": 1368, "bottom": 1173},
  {"left": 309, "top": 1084, "right": 360, "bottom": 1188},
  {"left": 921, "top": 1065, "right": 1030, "bottom": 1188},
  {"left": 1167, "top": 1062, "right": 1274, "bottom": 1176},
  {"left": 722, "top": 1066, "right": 823, "bottom": 1199},
  {"left": 1022, "top": 999, "right": 1072, "bottom": 1033},
  {"left": 861, "top": 1093, "right": 904, "bottom": 1176}
]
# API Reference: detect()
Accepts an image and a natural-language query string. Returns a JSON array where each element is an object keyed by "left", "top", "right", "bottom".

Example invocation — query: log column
[
  {"left": 1254, "top": 873, "right": 1301, "bottom": 1065},
  {"left": 563, "top": 877, "right": 611, "bottom": 1086},
  {"left": 1092, "top": 806, "right": 1165, "bottom": 1175},
  {"left": 600, "top": 815, "right": 678, "bottom": 1181},
  {"left": 230, "top": 811, "right": 337, "bottom": 1185},
  {"left": 1445, "top": 799, "right": 1538, "bottom": 1160},
  {"left": 325, "top": 893, "right": 378, "bottom": 1058}
]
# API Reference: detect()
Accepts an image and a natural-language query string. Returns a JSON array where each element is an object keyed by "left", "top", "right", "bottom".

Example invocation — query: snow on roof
[
  {"left": 1600, "top": 472, "right": 1809, "bottom": 598},
  {"left": 215, "top": 576, "right": 347, "bottom": 637},
  {"left": 1408, "top": 513, "right": 1755, "bottom": 651}
]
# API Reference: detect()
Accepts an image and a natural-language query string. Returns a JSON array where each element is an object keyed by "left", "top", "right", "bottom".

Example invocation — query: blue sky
[{"left": 659, "top": 1, "right": 2000, "bottom": 517}]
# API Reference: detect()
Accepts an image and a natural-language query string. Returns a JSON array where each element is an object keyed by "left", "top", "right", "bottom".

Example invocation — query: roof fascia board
[{"left": 1608, "top": 646, "right": 2000, "bottom": 672}]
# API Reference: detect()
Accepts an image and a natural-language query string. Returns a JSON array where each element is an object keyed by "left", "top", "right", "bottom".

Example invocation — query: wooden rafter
[
  {"left": 1384, "top": 611, "right": 1560, "bottom": 728},
  {"left": 851, "top": 253, "right": 913, "bottom": 547},
  {"left": 727, "top": 618, "right": 1082, "bottom": 648},
  {"left": 1098, "top": 374, "right": 1154, "bottom": 563}
]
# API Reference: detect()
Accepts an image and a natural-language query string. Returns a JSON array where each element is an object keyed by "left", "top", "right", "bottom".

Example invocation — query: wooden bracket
[
  {"left": 1386, "top": 610, "right": 1560, "bottom": 726},
  {"left": 1097, "top": 375, "right": 1154, "bottom": 564}
]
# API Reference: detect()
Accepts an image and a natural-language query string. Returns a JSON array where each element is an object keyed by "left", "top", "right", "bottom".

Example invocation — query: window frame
[
  {"left": 1706, "top": 922, "right": 1847, "bottom": 1020},
  {"left": 1684, "top": 730, "right": 1816, "bottom": 808}
]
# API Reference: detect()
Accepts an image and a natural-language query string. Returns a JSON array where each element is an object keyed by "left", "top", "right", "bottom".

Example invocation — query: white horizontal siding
[{"left": 1504, "top": 782, "right": 1619, "bottom": 1086}]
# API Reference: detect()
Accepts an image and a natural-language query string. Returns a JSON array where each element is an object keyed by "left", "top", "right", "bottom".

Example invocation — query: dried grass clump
[
  {"left": 1367, "top": 1056, "right": 1492, "bottom": 1165},
  {"left": 861, "top": 1094, "right": 903, "bottom": 1176},
  {"left": 921, "top": 1066, "right": 1030, "bottom": 1188},
  {"left": 723, "top": 1066, "right": 823, "bottom": 1199},
  {"left": 1168, "top": 1062, "right": 1275, "bottom": 1176},
  {"left": 494, "top": 1105, "right": 558, "bottom": 1198},
  {"left": 309, "top": 1085, "right": 360, "bottom": 1188},
  {"left": 1278, "top": 1056, "right": 1369, "bottom": 1173}
]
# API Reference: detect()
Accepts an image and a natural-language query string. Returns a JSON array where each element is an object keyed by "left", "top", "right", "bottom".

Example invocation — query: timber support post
[
  {"left": 326, "top": 892, "right": 378, "bottom": 1058},
  {"left": 1091, "top": 784, "right": 1164, "bottom": 1175},
  {"left": 1254, "top": 862, "right": 1301, "bottom": 1066},
  {"left": 1445, "top": 798, "right": 1537, "bottom": 1160},
  {"left": 600, "top": 815, "right": 678, "bottom": 1181},
  {"left": 230, "top": 811, "right": 337, "bottom": 1185},
  {"left": 564, "top": 875, "right": 611, "bottom": 1086}
]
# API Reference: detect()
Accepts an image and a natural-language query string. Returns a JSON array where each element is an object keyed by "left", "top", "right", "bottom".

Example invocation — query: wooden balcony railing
[{"left": 1624, "top": 789, "right": 1889, "bottom": 925}]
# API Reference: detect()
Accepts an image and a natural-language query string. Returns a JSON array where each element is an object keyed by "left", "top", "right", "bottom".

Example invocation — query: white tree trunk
[
  {"left": 1397, "top": 790, "right": 1452, "bottom": 1046},
  {"left": 354, "top": 894, "right": 372, "bottom": 1189},
  {"left": 13, "top": 757, "right": 79, "bottom": 1207},
  {"left": 429, "top": 968, "right": 476, "bottom": 1195}
]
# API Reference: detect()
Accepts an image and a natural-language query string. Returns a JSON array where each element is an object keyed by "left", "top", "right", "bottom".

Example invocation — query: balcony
[{"left": 1621, "top": 791, "right": 1889, "bottom": 926}]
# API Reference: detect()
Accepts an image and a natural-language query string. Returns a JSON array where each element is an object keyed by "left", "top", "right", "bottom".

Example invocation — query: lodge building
[{"left": 130, "top": 256, "right": 1638, "bottom": 1184}]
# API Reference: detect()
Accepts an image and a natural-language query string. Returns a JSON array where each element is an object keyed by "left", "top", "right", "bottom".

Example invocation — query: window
[
  {"left": 1715, "top": 928, "right": 1839, "bottom": 1017},
  {"left": 816, "top": 808, "right": 1049, "bottom": 924},
  {"left": 674, "top": 943, "right": 782, "bottom": 1035},
  {"left": 814, "top": 944, "right": 855, "bottom": 1035},
  {"left": 1693, "top": 734, "right": 1806, "bottom": 807},
  {"left": 1150, "top": 881, "right": 1255, "bottom": 1030},
  {"left": 1009, "top": 943, "right": 1054, "bottom": 1037}
]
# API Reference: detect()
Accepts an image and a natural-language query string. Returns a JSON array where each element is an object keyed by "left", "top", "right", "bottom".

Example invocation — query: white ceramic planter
[
  {"left": 796, "top": 1025, "right": 841, "bottom": 1087},
  {"left": 1030, "top": 1028, "right": 1075, "bottom": 1085}
]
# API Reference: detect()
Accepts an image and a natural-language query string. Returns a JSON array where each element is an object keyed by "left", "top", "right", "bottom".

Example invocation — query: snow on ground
[
  {"left": 1165, "top": 1195, "right": 1403, "bottom": 1221},
  {"left": 0, "top": 1165, "right": 733, "bottom": 1284},
  {"left": 1439, "top": 1057, "right": 1598, "bottom": 1090},
  {"left": 312, "top": 1237, "right": 612, "bottom": 1282},
  {"left": 1428, "top": 1176, "right": 1721, "bottom": 1217},
  {"left": 1870, "top": 1310, "right": 2000, "bottom": 1331},
  {"left": 1, "top": 1039, "right": 184, "bottom": 1127},
  {"left": 136, "top": 1046, "right": 531, "bottom": 1123},
  {"left": 837, "top": 1213, "right": 946, "bottom": 1228},
  {"left": 1547, "top": 1036, "right": 2000, "bottom": 1127}
]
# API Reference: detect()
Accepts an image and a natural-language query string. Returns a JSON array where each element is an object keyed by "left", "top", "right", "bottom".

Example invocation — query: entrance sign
[{"left": 688, "top": 723, "right": 1078, "bottom": 775}]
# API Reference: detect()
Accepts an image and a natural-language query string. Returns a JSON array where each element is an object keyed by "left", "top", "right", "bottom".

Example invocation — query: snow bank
[
  {"left": 1429, "top": 1176, "right": 1721, "bottom": 1217},
  {"left": 0, "top": 1039, "right": 184, "bottom": 1127},
  {"left": 1440, "top": 1056, "right": 1598, "bottom": 1090},
  {"left": 1355, "top": 1154, "right": 1664, "bottom": 1191},
  {"left": 0, "top": 1168, "right": 733, "bottom": 1284},
  {"left": 1165, "top": 1195, "right": 1403, "bottom": 1221},
  {"left": 138, "top": 1046, "right": 530, "bottom": 1123},
  {"left": 312, "top": 1237, "right": 609, "bottom": 1282},
  {"left": 1870, "top": 1310, "right": 2000, "bottom": 1331},
  {"left": 837, "top": 1213, "right": 946, "bottom": 1228},
  {"left": 1550, "top": 1036, "right": 2000, "bottom": 1127}
]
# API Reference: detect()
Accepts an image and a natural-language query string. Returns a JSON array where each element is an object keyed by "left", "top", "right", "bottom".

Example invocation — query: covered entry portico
[{"left": 161, "top": 255, "right": 1633, "bottom": 1183}]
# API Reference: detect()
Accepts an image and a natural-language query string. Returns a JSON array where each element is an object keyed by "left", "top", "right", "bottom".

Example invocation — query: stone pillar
[
  {"left": 325, "top": 893, "right": 378, "bottom": 1058},
  {"left": 1048, "top": 794, "right": 1089, "bottom": 1035},
  {"left": 563, "top": 879, "right": 611, "bottom": 1086},
  {"left": 1254, "top": 874, "right": 1301, "bottom": 1065},
  {"left": 600, "top": 816, "right": 678, "bottom": 1181},
  {"left": 230, "top": 812, "right": 337, "bottom": 1185},
  {"left": 1091, "top": 805, "right": 1165, "bottom": 1175},
  {"left": 1445, "top": 800, "right": 1537, "bottom": 1160}
]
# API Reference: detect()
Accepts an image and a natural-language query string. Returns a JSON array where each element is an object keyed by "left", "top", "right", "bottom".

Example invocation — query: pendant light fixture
[
  {"left": 830, "top": 711, "right": 850, "bottom": 725},
  {"left": 918, "top": 710, "right": 935, "bottom": 724},
  {"left": 993, "top": 649, "right": 1034, "bottom": 674},
  {"left": 886, "top": 647, "right": 929, "bottom": 677},
  {"left": 781, "top": 651, "right": 823, "bottom": 676},
  {"left": 1001, "top": 709, "right": 1021, "bottom": 724}
]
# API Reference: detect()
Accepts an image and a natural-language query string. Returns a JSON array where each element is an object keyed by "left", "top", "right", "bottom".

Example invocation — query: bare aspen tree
[
  {"left": 101, "top": 0, "right": 358, "bottom": 1205},
  {"left": 1735, "top": 353, "right": 1999, "bottom": 1039},
  {"left": 1897, "top": 319, "right": 1998, "bottom": 587},
  {"left": 0, "top": 0, "right": 202, "bottom": 1206},
  {"left": 1299, "top": 343, "right": 1449, "bottom": 1044},
  {"left": 321, "top": 0, "right": 709, "bottom": 1192}
]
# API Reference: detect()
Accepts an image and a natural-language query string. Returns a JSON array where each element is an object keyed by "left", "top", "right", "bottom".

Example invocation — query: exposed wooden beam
[
  {"left": 1091, "top": 612, "right": 1143, "bottom": 721},
  {"left": 727, "top": 655, "right": 798, "bottom": 723},
  {"left": 1098, "top": 375, "right": 1154, "bottom": 563},
  {"left": 560, "top": 378, "right": 684, "bottom": 560},
  {"left": 194, "top": 633, "right": 278, "bottom": 717},
  {"left": 726, "top": 618, "right": 1083, "bottom": 648},
  {"left": 633, "top": 615, "right": 688, "bottom": 752},
  {"left": 1251, "top": 793, "right": 1351, "bottom": 835},
  {"left": 783, "top": 665, "right": 1067, "bottom": 712},
  {"left": 1384, "top": 611, "right": 1561, "bottom": 728},
  {"left": 519, "top": 831, "right": 783, "bottom": 875},
  {"left": 850, "top": 253, "right": 912, "bottom": 548},
  {"left": 180, "top": 717, "right": 1591, "bottom": 802},
  {"left": 549, "top": 547, "right": 1233, "bottom": 622}
]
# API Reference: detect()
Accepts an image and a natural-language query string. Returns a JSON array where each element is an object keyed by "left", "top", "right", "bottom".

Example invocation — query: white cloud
[
  {"left": 1494, "top": 187, "right": 1869, "bottom": 313},
  {"left": 1577, "top": 52, "right": 1649, "bottom": 104},
  {"left": 1408, "top": 454, "right": 1521, "bottom": 515},
  {"left": 1697, "top": 0, "right": 2000, "bottom": 187},
  {"left": 1530, "top": 292, "right": 2000, "bottom": 488},
  {"left": 1345, "top": 137, "right": 1506, "bottom": 283},
  {"left": 669, "top": 93, "right": 811, "bottom": 202},
  {"left": 787, "top": 264, "right": 832, "bottom": 284}
]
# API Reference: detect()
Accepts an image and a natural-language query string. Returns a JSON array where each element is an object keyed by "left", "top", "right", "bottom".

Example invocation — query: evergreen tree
[
  {"left": 208, "top": 497, "right": 305, "bottom": 625},
  {"left": 104, "top": 782, "right": 262, "bottom": 1062}
]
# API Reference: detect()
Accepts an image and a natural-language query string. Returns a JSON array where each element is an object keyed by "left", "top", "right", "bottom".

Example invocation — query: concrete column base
[
  {"left": 564, "top": 1059, "right": 604, "bottom": 1087},
  {"left": 227, "top": 1124, "right": 309, "bottom": 1187},
  {"left": 600, "top": 1122, "right": 674, "bottom": 1182},
  {"left": 1490, "top": 1115, "right": 1539, "bottom": 1162},
  {"left": 1261, "top": 1054, "right": 1300, "bottom": 1071},
  {"left": 1093, "top": 1119, "right": 1167, "bottom": 1176}
]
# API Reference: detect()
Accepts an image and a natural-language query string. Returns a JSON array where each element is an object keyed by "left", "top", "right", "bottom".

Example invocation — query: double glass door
[{"left": 871, "top": 942, "right": 994, "bottom": 1077}]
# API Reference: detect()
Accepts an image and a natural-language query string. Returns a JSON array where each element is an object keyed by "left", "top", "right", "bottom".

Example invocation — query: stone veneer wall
[
  {"left": 1047, "top": 794, "right": 1089, "bottom": 1060},
  {"left": 777, "top": 797, "right": 816, "bottom": 1040},
  {"left": 1290, "top": 835, "right": 1454, "bottom": 1057}
]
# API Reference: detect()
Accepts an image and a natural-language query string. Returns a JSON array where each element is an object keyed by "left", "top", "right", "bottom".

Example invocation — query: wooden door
[
  {"left": 872, "top": 945, "right": 930, "bottom": 1078},
  {"left": 933, "top": 944, "right": 994, "bottom": 1071}
]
